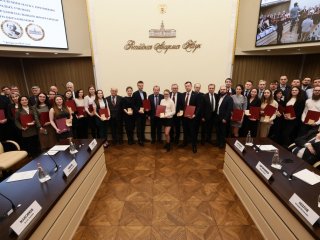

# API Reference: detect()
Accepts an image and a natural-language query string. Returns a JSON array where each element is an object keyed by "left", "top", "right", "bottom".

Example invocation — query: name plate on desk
[
  {"left": 88, "top": 139, "right": 97, "bottom": 151},
  {"left": 289, "top": 193, "right": 320, "bottom": 225},
  {"left": 10, "top": 201, "right": 42, "bottom": 235},
  {"left": 234, "top": 140, "right": 245, "bottom": 152},
  {"left": 63, "top": 159, "right": 77, "bottom": 177},
  {"left": 256, "top": 161, "right": 273, "bottom": 180}
]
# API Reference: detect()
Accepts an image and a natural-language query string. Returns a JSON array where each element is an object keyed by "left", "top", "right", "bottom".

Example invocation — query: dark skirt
[{"left": 162, "top": 118, "right": 173, "bottom": 127}]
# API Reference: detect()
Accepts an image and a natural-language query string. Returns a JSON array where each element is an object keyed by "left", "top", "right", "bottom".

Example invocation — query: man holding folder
[{"left": 148, "top": 85, "right": 163, "bottom": 144}]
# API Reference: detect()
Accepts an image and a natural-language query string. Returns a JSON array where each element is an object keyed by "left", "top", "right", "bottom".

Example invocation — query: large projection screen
[
  {"left": 256, "top": 0, "right": 320, "bottom": 47},
  {"left": 0, "top": 0, "right": 68, "bottom": 49}
]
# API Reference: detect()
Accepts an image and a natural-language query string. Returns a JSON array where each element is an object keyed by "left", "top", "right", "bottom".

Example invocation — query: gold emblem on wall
[{"left": 149, "top": 4, "right": 176, "bottom": 38}]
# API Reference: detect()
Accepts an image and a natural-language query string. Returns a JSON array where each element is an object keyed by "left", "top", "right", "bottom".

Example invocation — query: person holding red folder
[
  {"left": 160, "top": 89, "right": 175, "bottom": 151},
  {"left": 258, "top": 89, "right": 278, "bottom": 137},
  {"left": 94, "top": 90, "right": 110, "bottom": 148},
  {"left": 280, "top": 86, "right": 305, "bottom": 147},
  {"left": 33, "top": 92, "right": 57, "bottom": 151},
  {"left": 84, "top": 85, "right": 97, "bottom": 138},
  {"left": 15, "top": 96, "right": 40, "bottom": 157},
  {"left": 231, "top": 84, "right": 247, "bottom": 137},
  {"left": 148, "top": 86, "right": 163, "bottom": 144},
  {"left": 65, "top": 90, "right": 77, "bottom": 138},
  {"left": 74, "top": 89, "right": 88, "bottom": 139},
  {"left": 300, "top": 86, "right": 320, "bottom": 136},
  {"left": 49, "top": 95, "right": 72, "bottom": 140}
]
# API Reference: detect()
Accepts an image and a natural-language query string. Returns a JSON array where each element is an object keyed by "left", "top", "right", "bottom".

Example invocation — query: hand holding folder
[
  {"left": 304, "top": 110, "right": 320, "bottom": 124},
  {"left": 99, "top": 108, "right": 109, "bottom": 120},
  {"left": 231, "top": 109, "right": 244, "bottom": 122},
  {"left": 20, "top": 114, "right": 35, "bottom": 128},
  {"left": 156, "top": 105, "right": 166, "bottom": 117},
  {"left": 184, "top": 105, "right": 195, "bottom": 118}
]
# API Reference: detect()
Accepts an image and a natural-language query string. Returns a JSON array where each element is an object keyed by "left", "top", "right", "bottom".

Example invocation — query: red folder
[
  {"left": 143, "top": 99, "right": 151, "bottom": 111},
  {"left": 76, "top": 106, "right": 85, "bottom": 117},
  {"left": 231, "top": 109, "right": 244, "bottom": 122},
  {"left": 184, "top": 105, "right": 196, "bottom": 117},
  {"left": 264, "top": 104, "right": 277, "bottom": 117},
  {"left": 66, "top": 100, "right": 76, "bottom": 112},
  {"left": 99, "top": 108, "right": 109, "bottom": 118},
  {"left": 55, "top": 118, "right": 68, "bottom": 133},
  {"left": 249, "top": 106, "right": 260, "bottom": 120},
  {"left": 39, "top": 112, "right": 50, "bottom": 126},
  {"left": 156, "top": 105, "right": 166, "bottom": 117},
  {"left": 20, "top": 114, "right": 34, "bottom": 128},
  {"left": 284, "top": 105, "right": 296, "bottom": 118},
  {"left": 277, "top": 105, "right": 285, "bottom": 115},
  {"left": 304, "top": 110, "right": 320, "bottom": 124},
  {"left": 0, "top": 109, "right": 5, "bottom": 120},
  {"left": 88, "top": 104, "right": 94, "bottom": 113}
]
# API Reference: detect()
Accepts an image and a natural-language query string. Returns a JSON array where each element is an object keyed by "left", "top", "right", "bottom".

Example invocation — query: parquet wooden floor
[{"left": 73, "top": 143, "right": 263, "bottom": 240}]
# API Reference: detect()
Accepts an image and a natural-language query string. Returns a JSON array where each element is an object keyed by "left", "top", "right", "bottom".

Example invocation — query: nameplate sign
[
  {"left": 234, "top": 140, "right": 245, "bottom": 153},
  {"left": 289, "top": 193, "right": 319, "bottom": 225},
  {"left": 10, "top": 201, "right": 42, "bottom": 235},
  {"left": 63, "top": 159, "right": 77, "bottom": 177},
  {"left": 88, "top": 139, "right": 97, "bottom": 151},
  {"left": 256, "top": 161, "right": 273, "bottom": 180}
]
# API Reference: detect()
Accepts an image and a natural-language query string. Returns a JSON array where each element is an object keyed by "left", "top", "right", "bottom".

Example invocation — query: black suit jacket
[
  {"left": 203, "top": 93, "right": 218, "bottom": 120},
  {"left": 132, "top": 90, "right": 147, "bottom": 113},
  {"left": 217, "top": 95, "right": 233, "bottom": 121},
  {"left": 106, "top": 95, "right": 123, "bottom": 120},
  {"left": 148, "top": 94, "right": 164, "bottom": 117},
  {"left": 182, "top": 91, "right": 201, "bottom": 118},
  {"left": 169, "top": 92, "right": 184, "bottom": 114}
]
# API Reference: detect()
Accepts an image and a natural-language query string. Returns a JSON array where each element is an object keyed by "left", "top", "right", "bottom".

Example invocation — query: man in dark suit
[
  {"left": 202, "top": 84, "right": 218, "bottom": 144},
  {"left": 180, "top": 81, "right": 200, "bottom": 153},
  {"left": 132, "top": 81, "right": 148, "bottom": 146},
  {"left": 170, "top": 84, "right": 183, "bottom": 144},
  {"left": 225, "top": 78, "right": 235, "bottom": 95},
  {"left": 106, "top": 88, "right": 123, "bottom": 145},
  {"left": 28, "top": 85, "right": 40, "bottom": 106},
  {"left": 148, "top": 85, "right": 163, "bottom": 143},
  {"left": 216, "top": 85, "right": 233, "bottom": 148},
  {"left": 243, "top": 81, "right": 253, "bottom": 98},
  {"left": 278, "top": 75, "right": 291, "bottom": 100},
  {"left": 194, "top": 83, "right": 205, "bottom": 144},
  {"left": 301, "top": 77, "right": 312, "bottom": 91}
]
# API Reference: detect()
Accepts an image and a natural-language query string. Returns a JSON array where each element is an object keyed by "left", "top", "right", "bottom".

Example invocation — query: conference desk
[
  {"left": 224, "top": 138, "right": 320, "bottom": 240},
  {"left": 0, "top": 139, "right": 107, "bottom": 240}
]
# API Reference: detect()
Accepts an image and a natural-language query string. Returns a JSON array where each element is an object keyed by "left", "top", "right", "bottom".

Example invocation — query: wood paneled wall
[{"left": 0, "top": 57, "right": 95, "bottom": 96}]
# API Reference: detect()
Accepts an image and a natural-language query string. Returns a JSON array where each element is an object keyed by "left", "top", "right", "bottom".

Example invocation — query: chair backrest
[{"left": 0, "top": 142, "right": 4, "bottom": 154}]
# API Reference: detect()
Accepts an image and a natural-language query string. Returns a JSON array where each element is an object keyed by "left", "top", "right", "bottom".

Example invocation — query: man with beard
[
  {"left": 306, "top": 77, "right": 320, "bottom": 99},
  {"left": 216, "top": 85, "right": 233, "bottom": 148},
  {"left": 301, "top": 77, "right": 312, "bottom": 91},
  {"left": 299, "top": 86, "right": 320, "bottom": 136}
]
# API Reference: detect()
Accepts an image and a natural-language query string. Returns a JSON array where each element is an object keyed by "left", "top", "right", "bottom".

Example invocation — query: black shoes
[{"left": 192, "top": 145, "right": 197, "bottom": 153}]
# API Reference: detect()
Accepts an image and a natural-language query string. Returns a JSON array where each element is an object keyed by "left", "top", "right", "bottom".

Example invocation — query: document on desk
[
  {"left": 257, "top": 145, "right": 278, "bottom": 151},
  {"left": 6, "top": 170, "right": 37, "bottom": 182},
  {"left": 49, "top": 145, "right": 69, "bottom": 151},
  {"left": 44, "top": 150, "right": 58, "bottom": 156},
  {"left": 293, "top": 169, "right": 320, "bottom": 185}
]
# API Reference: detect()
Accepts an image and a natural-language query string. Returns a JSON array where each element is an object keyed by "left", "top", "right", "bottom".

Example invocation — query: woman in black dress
[
  {"left": 121, "top": 86, "right": 136, "bottom": 145},
  {"left": 268, "top": 89, "right": 285, "bottom": 143}
]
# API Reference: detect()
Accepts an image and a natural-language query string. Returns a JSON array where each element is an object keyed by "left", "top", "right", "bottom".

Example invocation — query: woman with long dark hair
[
  {"left": 74, "top": 89, "right": 88, "bottom": 139},
  {"left": 84, "top": 85, "right": 97, "bottom": 138},
  {"left": 121, "top": 86, "right": 136, "bottom": 145},
  {"left": 269, "top": 89, "right": 285, "bottom": 143},
  {"left": 231, "top": 84, "right": 247, "bottom": 137}
]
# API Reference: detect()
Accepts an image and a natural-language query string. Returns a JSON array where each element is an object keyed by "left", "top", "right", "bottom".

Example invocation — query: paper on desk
[
  {"left": 43, "top": 150, "right": 58, "bottom": 156},
  {"left": 49, "top": 145, "right": 69, "bottom": 151},
  {"left": 6, "top": 170, "right": 37, "bottom": 182},
  {"left": 257, "top": 145, "right": 278, "bottom": 151},
  {"left": 293, "top": 169, "right": 320, "bottom": 185}
]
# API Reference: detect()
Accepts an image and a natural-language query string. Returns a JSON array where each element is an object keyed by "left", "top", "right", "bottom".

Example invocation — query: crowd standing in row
[{"left": 0, "top": 76, "right": 320, "bottom": 168}]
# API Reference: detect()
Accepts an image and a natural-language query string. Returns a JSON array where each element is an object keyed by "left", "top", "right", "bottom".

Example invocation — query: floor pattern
[{"left": 73, "top": 143, "right": 263, "bottom": 240}]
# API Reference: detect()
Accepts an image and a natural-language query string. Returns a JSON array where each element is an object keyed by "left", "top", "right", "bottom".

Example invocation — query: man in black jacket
[
  {"left": 216, "top": 85, "right": 233, "bottom": 148},
  {"left": 132, "top": 81, "right": 148, "bottom": 146},
  {"left": 170, "top": 84, "right": 183, "bottom": 144},
  {"left": 106, "top": 88, "right": 123, "bottom": 145},
  {"left": 148, "top": 85, "right": 163, "bottom": 143}
]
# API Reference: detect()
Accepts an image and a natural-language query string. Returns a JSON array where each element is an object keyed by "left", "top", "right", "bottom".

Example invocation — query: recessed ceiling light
[
  {"left": 25, "top": 53, "right": 30, "bottom": 55},
  {"left": 54, "top": 52, "right": 58, "bottom": 55},
  {"left": 297, "top": 48, "right": 301, "bottom": 51},
  {"left": 266, "top": 49, "right": 271, "bottom": 52}
]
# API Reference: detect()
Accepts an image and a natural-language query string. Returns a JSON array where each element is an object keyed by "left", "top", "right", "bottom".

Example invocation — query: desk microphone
[
  {"left": 45, "top": 150, "right": 61, "bottom": 172},
  {"left": 252, "top": 144, "right": 261, "bottom": 152},
  {"left": 0, "top": 192, "right": 21, "bottom": 216}
]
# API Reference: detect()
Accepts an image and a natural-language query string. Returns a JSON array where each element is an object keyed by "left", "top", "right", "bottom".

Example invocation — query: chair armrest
[
  {"left": 287, "top": 143, "right": 296, "bottom": 151},
  {"left": 313, "top": 161, "right": 320, "bottom": 169},
  {"left": 3, "top": 140, "right": 21, "bottom": 151}
]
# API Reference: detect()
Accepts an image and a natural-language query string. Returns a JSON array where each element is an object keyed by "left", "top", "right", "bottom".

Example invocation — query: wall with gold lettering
[{"left": 87, "top": 0, "right": 238, "bottom": 95}]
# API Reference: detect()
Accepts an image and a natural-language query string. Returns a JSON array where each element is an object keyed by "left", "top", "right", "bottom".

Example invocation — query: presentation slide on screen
[{"left": 0, "top": 0, "right": 68, "bottom": 49}]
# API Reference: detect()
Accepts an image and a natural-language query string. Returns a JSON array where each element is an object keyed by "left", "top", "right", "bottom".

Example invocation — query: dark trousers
[
  {"left": 150, "top": 116, "right": 162, "bottom": 142},
  {"left": 22, "top": 135, "right": 40, "bottom": 157},
  {"left": 88, "top": 116, "right": 97, "bottom": 138},
  {"left": 170, "top": 115, "right": 181, "bottom": 143},
  {"left": 76, "top": 117, "right": 88, "bottom": 139},
  {"left": 182, "top": 117, "right": 197, "bottom": 146},
  {"left": 124, "top": 116, "right": 135, "bottom": 143},
  {"left": 216, "top": 119, "right": 229, "bottom": 147},
  {"left": 109, "top": 117, "right": 123, "bottom": 143},
  {"left": 136, "top": 113, "right": 146, "bottom": 142},
  {"left": 96, "top": 117, "right": 108, "bottom": 139},
  {"left": 205, "top": 113, "right": 216, "bottom": 141}
]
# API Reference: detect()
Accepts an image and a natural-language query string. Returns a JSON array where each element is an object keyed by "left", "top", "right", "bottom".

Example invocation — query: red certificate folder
[
  {"left": 277, "top": 105, "right": 285, "bottom": 115},
  {"left": 143, "top": 99, "right": 151, "bottom": 111},
  {"left": 20, "top": 114, "right": 34, "bottom": 128},
  {"left": 66, "top": 100, "right": 76, "bottom": 112},
  {"left": 55, "top": 118, "right": 68, "bottom": 133},
  {"left": 0, "top": 109, "right": 5, "bottom": 120},
  {"left": 156, "top": 105, "right": 166, "bottom": 117},
  {"left": 264, "top": 104, "right": 277, "bottom": 117},
  {"left": 231, "top": 109, "right": 244, "bottom": 122},
  {"left": 284, "top": 105, "right": 296, "bottom": 118},
  {"left": 99, "top": 108, "right": 109, "bottom": 119},
  {"left": 304, "top": 110, "right": 320, "bottom": 124},
  {"left": 88, "top": 104, "right": 94, "bottom": 113},
  {"left": 249, "top": 106, "right": 260, "bottom": 120},
  {"left": 39, "top": 112, "right": 50, "bottom": 126},
  {"left": 76, "top": 106, "right": 85, "bottom": 117},
  {"left": 184, "top": 105, "right": 195, "bottom": 117}
]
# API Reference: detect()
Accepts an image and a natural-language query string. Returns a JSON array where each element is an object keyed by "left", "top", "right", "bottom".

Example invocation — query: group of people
[{"left": 1, "top": 76, "right": 320, "bottom": 167}]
